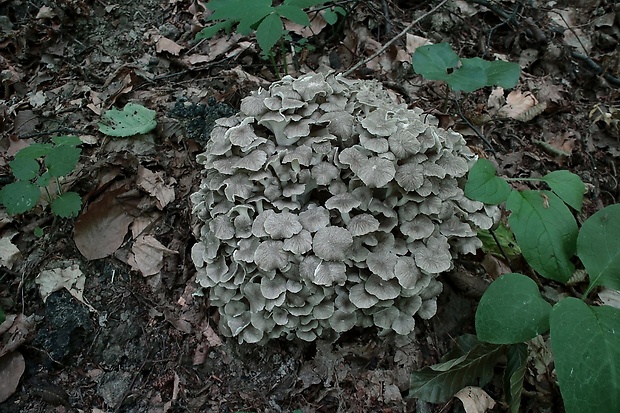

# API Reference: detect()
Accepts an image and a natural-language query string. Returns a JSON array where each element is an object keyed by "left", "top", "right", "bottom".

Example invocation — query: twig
[
  {"left": 571, "top": 52, "right": 620, "bottom": 87},
  {"left": 454, "top": 99, "right": 496, "bottom": 154},
  {"left": 342, "top": 0, "right": 449, "bottom": 77}
]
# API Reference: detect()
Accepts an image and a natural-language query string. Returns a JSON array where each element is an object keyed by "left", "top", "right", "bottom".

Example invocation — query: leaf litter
[{"left": 0, "top": 0, "right": 619, "bottom": 411}]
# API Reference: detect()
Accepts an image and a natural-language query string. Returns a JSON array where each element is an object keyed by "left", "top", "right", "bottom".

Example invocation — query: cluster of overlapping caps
[{"left": 190, "top": 72, "right": 498, "bottom": 344}]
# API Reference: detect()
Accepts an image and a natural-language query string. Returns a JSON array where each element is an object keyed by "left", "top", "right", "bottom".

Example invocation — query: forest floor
[{"left": 0, "top": 0, "right": 619, "bottom": 412}]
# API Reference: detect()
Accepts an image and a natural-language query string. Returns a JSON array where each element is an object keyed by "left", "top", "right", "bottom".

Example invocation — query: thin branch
[{"left": 342, "top": 0, "right": 449, "bottom": 77}]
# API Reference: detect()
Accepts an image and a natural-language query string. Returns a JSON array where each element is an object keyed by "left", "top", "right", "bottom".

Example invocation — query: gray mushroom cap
[
  {"left": 254, "top": 240, "right": 290, "bottom": 271},
  {"left": 263, "top": 211, "right": 302, "bottom": 239},
  {"left": 346, "top": 213, "right": 380, "bottom": 236},
  {"left": 365, "top": 274, "right": 401, "bottom": 300},
  {"left": 329, "top": 309, "right": 357, "bottom": 332},
  {"left": 312, "top": 227, "right": 353, "bottom": 261}
]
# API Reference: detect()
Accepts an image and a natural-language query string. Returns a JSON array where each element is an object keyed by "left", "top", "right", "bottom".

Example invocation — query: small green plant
[
  {"left": 0, "top": 135, "right": 83, "bottom": 219},
  {"left": 196, "top": 0, "right": 345, "bottom": 72},
  {"left": 411, "top": 159, "right": 620, "bottom": 413},
  {"left": 412, "top": 43, "right": 521, "bottom": 93}
]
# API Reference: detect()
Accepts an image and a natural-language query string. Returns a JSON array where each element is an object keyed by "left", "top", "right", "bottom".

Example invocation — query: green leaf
[
  {"left": 476, "top": 273, "right": 551, "bottom": 344},
  {"left": 464, "top": 158, "right": 512, "bottom": 204},
  {"left": 0, "top": 181, "right": 40, "bottom": 214},
  {"left": 276, "top": 4, "right": 310, "bottom": 26},
  {"left": 98, "top": 103, "right": 158, "bottom": 137},
  {"left": 14, "top": 143, "right": 52, "bottom": 159},
  {"left": 503, "top": 343, "right": 528, "bottom": 413},
  {"left": 0, "top": 306, "right": 4, "bottom": 325},
  {"left": 195, "top": 21, "right": 233, "bottom": 40},
  {"left": 34, "top": 226, "right": 44, "bottom": 237},
  {"left": 540, "top": 170, "right": 585, "bottom": 211},
  {"left": 485, "top": 60, "right": 521, "bottom": 89},
  {"left": 477, "top": 223, "right": 521, "bottom": 260},
  {"left": 577, "top": 204, "right": 620, "bottom": 293},
  {"left": 410, "top": 335, "right": 504, "bottom": 403},
  {"left": 52, "top": 135, "right": 82, "bottom": 147},
  {"left": 36, "top": 171, "right": 51, "bottom": 187},
  {"left": 323, "top": 9, "right": 338, "bottom": 25},
  {"left": 550, "top": 298, "right": 620, "bottom": 413},
  {"left": 285, "top": 0, "right": 329, "bottom": 7},
  {"left": 9, "top": 157, "right": 39, "bottom": 181},
  {"left": 412, "top": 43, "right": 460, "bottom": 81},
  {"left": 45, "top": 146, "right": 81, "bottom": 177},
  {"left": 256, "top": 13, "right": 283, "bottom": 55},
  {"left": 51, "top": 191, "right": 82, "bottom": 218},
  {"left": 447, "top": 57, "right": 488, "bottom": 92},
  {"left": 506, "top": 190, "right": 577, "bottom": 282}
]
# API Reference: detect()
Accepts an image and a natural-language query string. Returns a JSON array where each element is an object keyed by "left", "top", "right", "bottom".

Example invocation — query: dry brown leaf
[
  {"left": 284, "top": 10, "right": 327, "bottom": 37},
  {"left": 137, "top": 166, "right": 176, "bottom": 209},
  {"left": 0, "top": 351, "right": 25, "bottom": 403},
  {"left": 0, "top": 232, "right": 20, "bottom": 268},
  {"left": 128, "top": 234, "right": 177, "bottom": 276},
  {"left": 156, "top": 36, "right": 184, "bottom": 56},
  {"left": 498, "top": 90, "right": 539, "bottom": 120},
  {"left": 0, "top": 314, "right": 36, "bottom": 358},
  {"left": 454, "top": 386, "right": 496, "bottom": 413},
  {"left": 35, "top": 262, "right": 95, "bottom": 311},
  {"left": 73, "top": 186, "right": 140, "bottom": 260},
  {"left": 481, "top": 254, "right": 511, "bottom": 280}
]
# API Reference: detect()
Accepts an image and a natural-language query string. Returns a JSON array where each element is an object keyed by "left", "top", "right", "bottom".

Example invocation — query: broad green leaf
[
  {"left": 503, "top": 343, "right": 528, "bottom": 413},
  {"left": 447, "top": 57, "right": 488, "bottom": 92},
  {"left": 195, "top": 21, "right": 233, "bottom": 40},
  {"left": 476, "top": 273, "right": 551, "bottom": 344},
  {"left": 464, "top": 158, "right": 511, "bottom": 205},
  {"left": 9, "top": 157, "right": 39, "bottom": 181},
  {"left": 256, "top": 13, "right": 283, "bottom": 55},
  {"left": 36, "top": 171, "right": 51, "bottom": 187},
  {"left": 477, "top": 223, "right": 521, "bottom": 260},
  {"left": 541, "top": 170, "right": 585, "bottom": 211},
  {"left": 485, "top": 60, "right": 521, "bottom": 89},
  {"left": 0, "top": 181, "right": 40, "bottom": 214},
  {"left": 276, "top": 4, "right": 310, "bottom": 26},
  {"left": 52, "top": 135, "right": 82, "bottom": 147},
  {"left": 14, "top": 143, "right": 52, "bottom": 159},
  {"left": 506, "top": 190, "right": 577, "bottom": 282},
  {"left": 98, "top": 103, "right": 157, "bottom": 137},
  {"left": 322, "top": 9, "right": 338, "bottom": 25},
  {"left": 208, "top": 0, "right": 272, "bottom": 29},
  {"left": 34, "top": 227, "right": 44, "bottom": 237},
  {"left": 412, "top": 43, "right": 459, "bottom": 81},
  {"left": 550, "top": 298, "right": 620, "bottom": 413},
  {"left": 0, "top": 306, "right": 4, "bottom": 325},
  {"left": 51, "top": 191, "right": 82, "bottom": 218},
  {"left": 577, "top": 204, "right": 620, "bottom": 293},
  {"left": 410, "top": 334, "right": 504, "bottom": 403},
  {"left": 285, "top": 0, "right": 329, "bottom": 8},
  {"left": 45, "top": 146, "right": 81, "bottom": 177}
]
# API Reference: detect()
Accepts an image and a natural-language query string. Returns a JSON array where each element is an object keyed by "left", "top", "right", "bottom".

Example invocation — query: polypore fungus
[{"left": 191, "top": 73, "right": 497, "bottom": 343}]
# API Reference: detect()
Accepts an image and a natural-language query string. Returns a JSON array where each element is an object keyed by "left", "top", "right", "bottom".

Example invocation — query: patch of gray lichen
[
  {"left": 169, "top": 97, "right": 237, "bottom": 144},
  {"left": 190, "top": 73, "right": 498, "bottom": 344}
]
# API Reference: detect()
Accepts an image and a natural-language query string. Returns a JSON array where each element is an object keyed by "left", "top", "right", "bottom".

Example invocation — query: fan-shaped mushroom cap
[
  {"left": 298, "top": 206, "right": 330, "bottom": 233},
  {"left": 401, "top": 215, "right": 435, "bottom": 241},
  {"left": 312, "top": 227, "right": 353, "bottom": 261},
  {"left": 354, "top": 157, "right": 396, "bottom": 188},
  {"left": 365, "top": 274, "right": 401, "bottom": 300},
  {"left": 347, "top": 214, "right": 380, "bottom": 236},
  {"left": 263, "top": 211, "right": 302, "bottom": 239},
  {"left": 254, "top": 240, "right": 290, "bottom": 271},
  {"left": 329, "top": 309, "right": 357, "bottom": 332},
  {"left": 349, "top": 284, "right": 380, "bottom": 309},
  {"left": 361, "top": 108, "right": 398, "bottom": 136}
]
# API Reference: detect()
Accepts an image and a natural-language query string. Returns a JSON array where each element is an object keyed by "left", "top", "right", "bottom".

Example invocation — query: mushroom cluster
[{"left": 191, "top": 73, "right": 497, "bottom": 344}]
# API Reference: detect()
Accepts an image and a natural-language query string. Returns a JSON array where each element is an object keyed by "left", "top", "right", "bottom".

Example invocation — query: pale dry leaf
[
  {"left": 487, "top": 87, "right": 505, "bottom": 115},
  {"left": 454, "top": 386, "right": 496, "bottom": 413},
  {"left": 284, "top": 10, "right": 327, "bottom": 37},
  {"left": 35, "top": 5, "right": 56, "bottom": 19},
  {"left": 0, "top": 314, "right": 36, "bottom": 358},
  {"left": 598, "top": 288, "right": 620, "bottom": 309},
  {"left": 0, "top": 232, "right": 21, "bottom": 268},
  {"left": 156, "top": 36, "right": 184, "bottom": 56},
  {"left": 129, "top": 234, "right": 177, "bottom": 276},
  {"left": 73, "top": 186, "right": 139, "bottom": 260},
  {"left": 137, "top": 166, "right": 176, "bottom": 209},
  {"left": 498, "top": 90, "right": 538, "bottom": 120},
  {"left": 0, "top": 351, "right": 25, "bottom": 403},
  {"left": 35, "top": 262, "right": 95, "bottom": 311},
  {"left": 28, "top": 90, "right": 46, "bottom": 108},
  {"left": 405, "top": 34, "right": 431, "bottom": 55}
]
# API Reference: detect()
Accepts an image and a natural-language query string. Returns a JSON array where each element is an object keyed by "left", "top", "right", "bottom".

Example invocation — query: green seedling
[
  {"left": 98, "top": 103, "right": 157, "bottom": 137},
  {"left": 412, "top": 43, "right": 521, "bottom": 93},
  {"left": 196, "top": 0, "right": 346, "bottom": 72},
  {"left": 0, "top": 135, "right": 83, "bottom": 219},
  {"left": 411, "top": 159, "right": 620, "bottom": 413}
]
